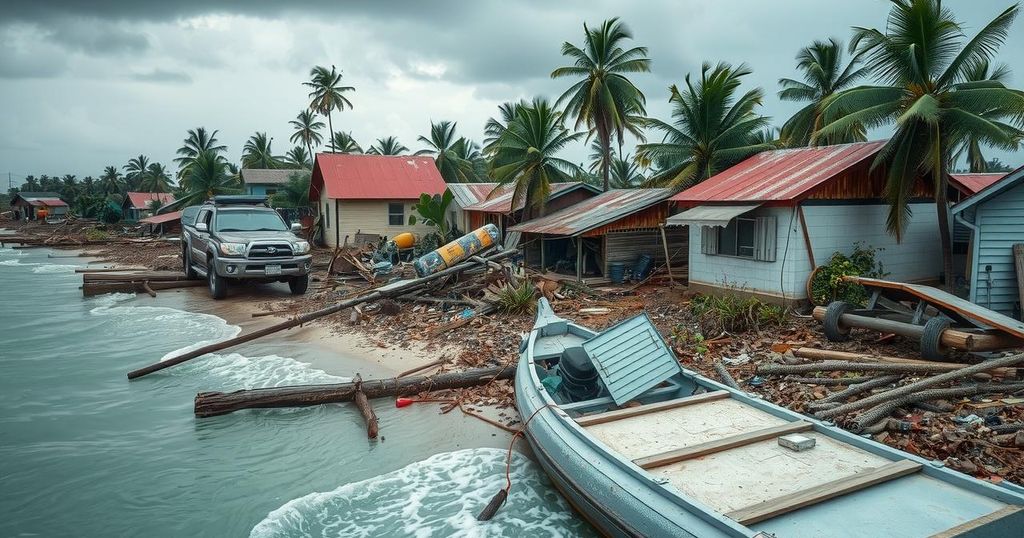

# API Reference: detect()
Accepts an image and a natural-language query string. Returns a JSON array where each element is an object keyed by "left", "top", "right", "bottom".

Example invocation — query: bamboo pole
[{"left": 127, "top": 249, "right": 516, "bottom": 380}]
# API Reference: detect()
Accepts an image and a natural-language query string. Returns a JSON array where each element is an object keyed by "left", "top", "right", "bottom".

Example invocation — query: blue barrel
[
  {"left": 608, "top": 262, "right": 626, "bottom": 284},
  {"left": 632, "top": 254, "right": 654, "bottom": 281}
]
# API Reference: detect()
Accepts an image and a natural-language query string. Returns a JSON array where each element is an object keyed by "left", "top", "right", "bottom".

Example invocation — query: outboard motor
[{"left": 558, "top": 347, "right": 602, "bottom": 402}]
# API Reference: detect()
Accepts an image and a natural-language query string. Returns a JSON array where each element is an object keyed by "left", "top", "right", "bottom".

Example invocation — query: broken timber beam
[
  {"left": 127, "top": 249, "right": 516, "bottom": 380},
  {"left": 193, "top": 365, "right": 516, "bottom": 418}
]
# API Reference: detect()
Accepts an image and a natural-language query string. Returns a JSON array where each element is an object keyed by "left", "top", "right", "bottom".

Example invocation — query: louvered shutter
[
  {"left": 754, "top": 216, "right": 777, "bottom": 262},
  {"left": 701, "top": 225, "right": 719, "bottom": 255}
]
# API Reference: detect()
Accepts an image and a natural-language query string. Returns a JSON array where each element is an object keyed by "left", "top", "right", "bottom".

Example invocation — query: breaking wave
[
  {"left": 250, "top": 448, "right": 590, "bottom": 538},
  {"left": 31, "top": 263, "right": 81, "bottom": 274}
]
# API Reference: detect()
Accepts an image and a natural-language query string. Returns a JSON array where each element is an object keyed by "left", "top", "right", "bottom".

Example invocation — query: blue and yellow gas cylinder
[{"left": 413, "top": 224, "right": 500, "bottom": 277}]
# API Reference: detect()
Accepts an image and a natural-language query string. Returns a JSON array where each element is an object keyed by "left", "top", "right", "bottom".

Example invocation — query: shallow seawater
[{"left": 0, "top": 243, "right": 593, "bottom": 537}]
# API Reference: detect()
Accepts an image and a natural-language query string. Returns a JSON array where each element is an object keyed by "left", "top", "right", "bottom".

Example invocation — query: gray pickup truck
[{"left": 181, "top": 196, "right": 312, "bottom": 299}]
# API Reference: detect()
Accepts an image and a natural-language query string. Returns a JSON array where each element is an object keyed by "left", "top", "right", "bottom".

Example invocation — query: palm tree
[
  {"left": 778, "top": 38, "right": 870, "bottom": 147},
  {"left": 174, "top": 127, "right": 227, "bottom": 179},
  {"left": 490, "top": 98, "right": 584, "bottom": 218},
  {"left": 610, "top": 153, "right": 644, "bottom": 188},
  {"left": 99, "top": 166, "right": 124, "bottom": 196},
  {"left": 241, "top": 132, "right": 283, "bottom": 169},
  {"left": 21, "top": 175, "right": 41, "bottom": 191},
  {"left": 286, "top": 145, "right": 312, "bottom": 169},
  {"left": 289, "top": 109, "right": 325, "bottom": 160},
  {"left": 483, "top": 100, "right": 525, "bottom": 154},
  {"left": 367, "top": 136, "right": 409, "bottom": 155},
  {"left": 304, "top": 65, "right": 354, "bottom": 152},
  {"left": 954, "top": 59, "right": 1014, "bottom": 172},
  {"left": 123, "top": 154, "right": 150, "bottom": 191},
  {"left": 637, "top": 62, "right": 774, "bottom": 189},
  {"left": 816, "top": 0, "right": 1024, "bottom": 288},
  {"left": 416, "top": 121, "right": 477, "bottom": 183},
  {"left": 551, "top": 17, "right": 651, "bottom": 191},
  {"left": 80, "top": 176, "right": 96, "bottom": 196},
  {"left": 176, "top": 150, "right": 241, "bottom": 206},
  {"left": 141, "top": 163, "right": 172, "bottom": 193},
  {"left": 330, "top": 131, "right": 363, "bottom": 154}
]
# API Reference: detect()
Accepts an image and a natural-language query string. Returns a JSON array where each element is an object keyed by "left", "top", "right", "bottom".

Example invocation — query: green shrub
[
  {"left": 494, "top": 279, "right": 536, "bottom": 315},
  {"left": 84, "top": 228, "right": 110, "bottom": 241},
  {"left": 689, "top": 289, "right": 788, "bottom": 334},
  {"left": 809, "top": 243, "right": 887, "bottom": 306}
]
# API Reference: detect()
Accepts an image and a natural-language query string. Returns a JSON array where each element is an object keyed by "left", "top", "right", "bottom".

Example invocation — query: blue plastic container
[
  {"left": 608, "top": 262, "right": 626, "bottom": 284},
  {"left": 632, "top": 254, "right": 653, "bottom": 281}
]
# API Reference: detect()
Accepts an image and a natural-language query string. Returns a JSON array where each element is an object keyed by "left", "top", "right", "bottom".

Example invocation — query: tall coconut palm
[
  {"left": 288, "top": 109, "right": 325, "bottom": 160},
  {"left": 141, "top": 163, "right": 172, "bottom": 193},
  {"left": 778, "top": 38, "right": 870, "bottom": 147},
  {"left": 304, "top": 65, "right": 354, "bottom": 152},
  {"left": 285, "top": 145, "right": 312, "bottom": 169},
  {"left": 330, "top": 131, "right": 363, "bottom": 154},
  {"left": 241, "top": 132, "right": 283, "bottom": 169},
  {"left": 416, "top": 121, "right": 477, "bottom": 183},
  {"left": 816, "top": 0, "right": 1024, "bottom": 288},
  {"left": 637, "top": 62, "right": 774, "bottom": 189},
  {"left": 589, "top": 141, "right": 644, "bottom": 188},
  {"left": 123, "top": 154, "right": 150, "bottom": 191},
  {"left": 552, "top": 17, "right": 651, "bottom": 191},
  {"left": 99, "top": 166, "right": 124, "bottom": 196},
  {"left": 176, "top": 150, "right": 241, "bottom": 206},
  {"left": 953, "top": 59, "right": 1014, "bottom": 172},
  {"left": 174, "top": 127, "right": 227, "bottom": 179},
  {"left": 367, "top": 136, "right": 409, "bottom": 155},
  {"left": 490, "top": 98, "right": 584, "bottom": 218},
  {"left": 483, "top": 101, "right": 525, "bottom": 154}
]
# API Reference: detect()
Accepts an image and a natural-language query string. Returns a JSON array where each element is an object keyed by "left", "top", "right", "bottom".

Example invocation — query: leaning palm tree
[
  {"left": 483, "top": 100, "right": 526, "bottom": 154},
  {"left": 953, "top": 59, "right": 1014, "bottom": 172},
  {"left": 637, "top": 62, "right": 774, "bottom": 189},
  {"left": 241, "top": 132, "right": 283, "bottom": 169},
  {"left": 778, "top": 38, "right": 870, "bottom": 147},
  {"left": 288, "top": 109, "right": 325, "bottom": 160},
  {"left": 304, "top": 65, "right": 354, "bottom": 152},
  {"left": 416, "top": 121, "right": 477, "bottom": 183},
  {"left": 141, "top": 162, "right": 172, "bottom": 193},
  {"left": 285, "top": 145, "right": 312, "bottom": 169},
  {"left": 123, "top": 155, "right": 150, "bottom": 191},
  {"left": 815, "top": 0, "right": 1024, "bottom": 288},
  {"left": 176, "top": 150, "right": 241, "bottom": 206},
  {"left": 490, "top": 98, "right": 584, "bottom": 218},
  {"left": 99, "top": 166, "right": 124, "bottom": 196},
  {"left": 367, "top": 136, "right": 409, "bottom": 155},
  {"left": 174, "top": 127, "right": 227, "bottom": 179},
  {"left": 330, "top": 131, "right": 363, "bottom": 154},
  {"left": 552, "top": 17, "right": 651, "bottom": 191}
]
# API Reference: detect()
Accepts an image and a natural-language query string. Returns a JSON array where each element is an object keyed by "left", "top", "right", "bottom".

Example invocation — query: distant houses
[
  {"left": 240, "top": 169, "right": 305, "bottom": 197},
  {"left": 9, "top": 192, "right": 68, "bottom": 221},
  {"left": 309, "top": 154, "right": 447, "bottom": 247},
  {"left": 122, "top": 192, "right": 175, "bottom": 221}
]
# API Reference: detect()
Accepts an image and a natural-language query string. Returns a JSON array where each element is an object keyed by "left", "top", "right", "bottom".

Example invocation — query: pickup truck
[{"left": 181, "top": 196, "right": 312, "bottom": 299}]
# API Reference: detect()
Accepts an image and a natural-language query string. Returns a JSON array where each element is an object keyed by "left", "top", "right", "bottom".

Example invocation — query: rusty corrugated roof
[
  {"left": 509, "top": 188, "right": 672, "bottom": 236},
  {"left": 670, "top": 141, "right": 886, "bottom": 205},
  {"left": 447, "top": 183, "right": 499, "bottom": 208},
  {"left": 126, "top": 192, "right": 175, "bottom": 210},
  {"left": 310, "top": 154, "right": 447, "bottom": 200},
  {"left": 949, "top": 173, "right": 1006, "bottom": 196},
  {"left": 139, "top": 211, "right": 182, "bottom": 225},
  {"left": 463, "top": 182, "right": 597, "bottom": 214}
]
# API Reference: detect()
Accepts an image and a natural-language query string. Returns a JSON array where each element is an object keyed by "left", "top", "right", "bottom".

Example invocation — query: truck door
[{"left": 192, "top": 209, "right": 213, "bottom": 267}]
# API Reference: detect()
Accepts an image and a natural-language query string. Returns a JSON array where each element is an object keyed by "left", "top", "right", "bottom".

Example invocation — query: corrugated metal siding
[
  {"left": 581, "top": 204, "right": 671, "bottom": 237},
  {"left": 510, "top": 189, "right": 673, "bottom": 236},
  {"left": 975, "top": 182, "right": 1024, "bottom": 317},
  {"left": 582, "top": 314, "right": 681, "bottom": 405},
  {"left": 604, "top": 227, "right": 688, "bottom": 275},
  {"left": 804, "top": 160, "right": 931, "bottom": 200}
]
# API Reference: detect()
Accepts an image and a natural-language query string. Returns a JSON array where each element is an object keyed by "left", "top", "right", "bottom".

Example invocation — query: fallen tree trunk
[
  {"left": 194, "top": 365, "right": 516, "bottom": 418},
  {"left": 82, "top": 271, "right": 195, "bottom": 282},
  {"left": 352, "top": 376, "right": 379, "bottom": 439},
  {"left": 714, "top": 361, "right": 740, "bottom": 390},
  {"left": 83, "top": 280, "right": 205, "bottom": 296},
  {"left": 793, "top": 347, "right": 1018, "bottom": 377},
  {"left": 850, "top": 383, "right": 1024, "bottom": 432},
  {"left": 806, "top": 375, "right": 902, "bottom": 410},
  {"left": 127, "top": 249, "right": 516, "bottom": 380},
  {"left": 759, "top": 360, "right": 1003, "bottom": 376},
  {"left": 816, "top": 352, "right": 1024, "bottom": 420},
  {"left": 811, "top": 307, "right": 1024, "bottom": 351}
]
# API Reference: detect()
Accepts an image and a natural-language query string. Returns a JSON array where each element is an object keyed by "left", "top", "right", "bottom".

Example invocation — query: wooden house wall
[
  {"left": 604, "top": 226, "right": 688, "bottom": 277},
  {"left": 581, "top": 203, "right": 671, "bottom": 238},
  {"left": 804, "top": 159, "right": 931, "bottom": 201}
]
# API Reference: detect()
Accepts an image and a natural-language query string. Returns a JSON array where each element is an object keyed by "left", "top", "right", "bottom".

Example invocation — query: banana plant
[{"left": 408, "top": 189, "right": 454, "bottom": 239}]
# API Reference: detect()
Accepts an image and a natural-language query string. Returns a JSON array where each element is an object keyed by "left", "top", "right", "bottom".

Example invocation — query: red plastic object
[{"left": 395, "top": 397, "right": 414, "bottom": 408}]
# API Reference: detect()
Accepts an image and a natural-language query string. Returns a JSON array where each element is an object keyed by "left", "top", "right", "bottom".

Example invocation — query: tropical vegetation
[{"left": 304, "top": 65, "right": 354, "bottom": 153}]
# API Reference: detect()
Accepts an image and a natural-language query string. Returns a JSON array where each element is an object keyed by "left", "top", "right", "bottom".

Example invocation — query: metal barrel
[{"left": 413, "top": 224, "right": 500, "bottom": 277}]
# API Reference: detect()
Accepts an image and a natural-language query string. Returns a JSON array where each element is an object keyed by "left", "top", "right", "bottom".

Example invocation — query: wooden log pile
[{"left": 82, "top": 271, "right": 205, "bottom": 297}]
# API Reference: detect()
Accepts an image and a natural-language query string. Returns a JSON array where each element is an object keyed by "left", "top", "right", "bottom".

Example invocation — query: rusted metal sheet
[
  {"left": 447, "top": 182, "right": 499, "bottom": 208},
  {"left": 509, "top": 189, "right": 673, "bottom": 237},
  {"left": 670, "top": 141, "right": 888, "bottom": 205},
  {"left": 581, "top": 204, "right": 671, "bottom": 237},
  {"left": 949, "top": 173, "right": 1006, "bottom": 197},
  {"left": 464, "top": 182, "right": 597, "bottom": 215}
]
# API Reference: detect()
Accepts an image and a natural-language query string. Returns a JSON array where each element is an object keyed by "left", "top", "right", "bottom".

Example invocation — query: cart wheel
[
  {"left": 823, "top": 301, "right": 855, "bottom": 342},
  {"left": 921, "top": 317, "right": 952, "bottom": 361}
]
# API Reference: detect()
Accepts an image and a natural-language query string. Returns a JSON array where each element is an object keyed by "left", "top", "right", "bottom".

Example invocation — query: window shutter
[
  {"left": 701, "top": 225, "right": 719, "bottom": 255},
  {"left": 754, "top": 216, "right": 777, "bottom": 262}
]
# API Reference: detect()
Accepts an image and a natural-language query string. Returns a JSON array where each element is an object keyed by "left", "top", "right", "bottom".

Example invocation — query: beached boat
[{"left": 515, "top": 299, "right": 1024, "bottom": 537}]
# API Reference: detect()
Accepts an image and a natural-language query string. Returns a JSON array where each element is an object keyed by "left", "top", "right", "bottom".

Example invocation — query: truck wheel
[
  {"left": 183, "top": 248, "right": 197, "bottom": 279},
  {"left": 289, "top": 274, "right": 309, "bottom": 295},
  {"left": 823, "top": 301, "right": 854, "bottom": 342},
  {"left": 208, "top": 267, "right": 228, "bottom": 300},
  {"left": 921, "top": 317, "right": 952, "bottom": 361}
]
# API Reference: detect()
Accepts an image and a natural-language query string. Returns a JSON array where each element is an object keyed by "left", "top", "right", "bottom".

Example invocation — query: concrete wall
[
  {"left": 970, "top": 182, "right": 1024, "bottom": 317},
  {"left": 687, "top": 202, "right": 942, "bottom": 303},
  {"left": 320, "top": 198, "right": 436, "bottom": 248}
]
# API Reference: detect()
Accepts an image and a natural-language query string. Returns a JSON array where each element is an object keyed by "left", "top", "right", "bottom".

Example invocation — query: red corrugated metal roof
[
  {"left": 139, "top": 211, "right": 182, "bottom": 225},
  {"left": 126, "top": 192, "right": 175, "bottom": 210},
  {"left": 464, "top": 182, "right": 593, "bottom": 214},
  {"left": 948, "top": 173, "right": 1005, "bottom": 195},
  {"left": 670, "top": 141, "right": 886, "bottom": 205},
  {"left": 509, "top": 188, "right": 673, "bottom": 236},
  {"left": 30, "top": 198, "right": 68, "bottom": 207},
  {"left": 310, "top": 154, "right": 447, "bottom": 200}
]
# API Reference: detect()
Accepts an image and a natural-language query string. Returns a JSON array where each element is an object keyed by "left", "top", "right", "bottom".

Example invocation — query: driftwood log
[
  {"left": 850, "top": 383, "right": 1024, "bottom": 432},
  {"left": 713, "top": 361, "right": 740, "bottom": 390},
  {"left": 792, "top": 347, "right": 1019, "bottom": 377},
  {"left": 194, "top": 365, "right": 516, "bottom": 418},
  {"left": 352, "top": 376, "right": 379, "bottom": 439},
  {"left": 805, "top": 375, "right": 902, "bottom": 410},
  {"left": 128, "top": 249, "right": 516, "bottom": 380}
]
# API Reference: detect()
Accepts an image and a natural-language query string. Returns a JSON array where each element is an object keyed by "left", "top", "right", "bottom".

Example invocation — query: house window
[
  {"left": 701, "top": 215, "right": 776, "bottom": 262},
  {"left": 388, "top": 203, "right": 405, "bottom": 226}
]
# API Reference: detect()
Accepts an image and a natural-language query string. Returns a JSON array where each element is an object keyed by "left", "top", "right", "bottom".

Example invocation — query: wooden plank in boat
[
  {"left": 929, "top": 505, "right": 1023, "bottom": 537},
  {"left": 634, "top": 421, "right": 813, "bottom": 469},
  {"left": 725, "top": 459, "right": 922, "bottom": 525},
  {"left": 575, "top": 391, "right": 728, "bottom": 427}
]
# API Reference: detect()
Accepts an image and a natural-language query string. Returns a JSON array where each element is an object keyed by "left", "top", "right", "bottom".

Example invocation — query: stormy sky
[{"left": 1, "top": 0, "right": 1022, "bottom": 186}]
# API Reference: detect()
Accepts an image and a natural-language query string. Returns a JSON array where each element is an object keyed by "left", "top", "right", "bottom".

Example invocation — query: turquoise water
[{"left": 0, "top": 243, "right": 592, "bottom": 537}]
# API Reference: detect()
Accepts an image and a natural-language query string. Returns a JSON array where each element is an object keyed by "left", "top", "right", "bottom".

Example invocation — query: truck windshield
[{"left": 214, "top": 210, "right": 288, "bottom": 232}]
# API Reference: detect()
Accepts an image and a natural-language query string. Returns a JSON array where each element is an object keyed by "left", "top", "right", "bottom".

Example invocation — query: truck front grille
[{"left": 248, "top": 243, "right": 293, "bottom": 258}]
